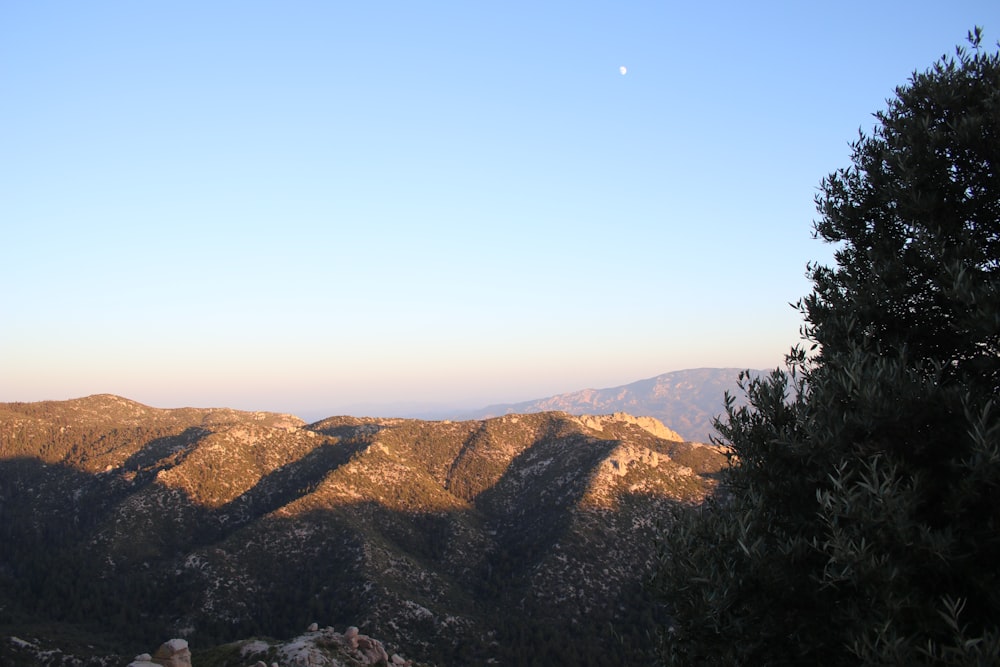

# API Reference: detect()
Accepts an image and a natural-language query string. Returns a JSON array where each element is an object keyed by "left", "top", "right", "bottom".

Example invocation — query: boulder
[
  {"left": 151, "top": 638, "right": 191, "bottom": 667},
  {"left": 356, "top": 635, "right": 389, "bottom": 664}
]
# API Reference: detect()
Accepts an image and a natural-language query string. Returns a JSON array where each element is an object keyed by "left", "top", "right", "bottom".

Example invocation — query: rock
[
  {"left": 151, "top": 638, "right": 191, "bottom": 667},
  {"left": 577, "top": 413, "right": 684, "bottom": 441},
  {"left": 355, "top": 635, "right": 389, "bottom": 664},
  {"left": 126, "top": 654, "right": 158, "bottom": 667},
  {"left": 307, "top": 622, "right": 319, "bottom": 632}
]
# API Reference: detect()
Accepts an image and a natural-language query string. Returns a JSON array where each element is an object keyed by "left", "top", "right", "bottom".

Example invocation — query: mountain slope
[
  {"left": 0, "top": 396, "right": 726, "bottom": 665},
  {"left": 458, "top": 367, "right": 766, "bottom": 443}
]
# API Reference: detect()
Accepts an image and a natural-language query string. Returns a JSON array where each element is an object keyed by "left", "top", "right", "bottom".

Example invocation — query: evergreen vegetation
[{"left": 653, "top": 28, "right": 1000, "bottom": 665}]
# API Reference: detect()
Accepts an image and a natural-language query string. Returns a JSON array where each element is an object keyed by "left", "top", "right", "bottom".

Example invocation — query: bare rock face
[
  {"left": 605, "top": 443, "right": 660, "bottom": 476},
  {"left": 576, "top": 412, "right": 684, "bottom": 441}
]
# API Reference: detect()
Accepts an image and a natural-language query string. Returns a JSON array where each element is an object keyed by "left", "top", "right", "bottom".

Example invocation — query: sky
[{"left": 2, "top": 1, "right": 997, "bottom": 420}]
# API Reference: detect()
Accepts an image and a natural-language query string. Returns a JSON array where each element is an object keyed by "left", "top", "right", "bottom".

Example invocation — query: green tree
[{"left": 653, "top": 28, "right": 1000, "bottom": 666}]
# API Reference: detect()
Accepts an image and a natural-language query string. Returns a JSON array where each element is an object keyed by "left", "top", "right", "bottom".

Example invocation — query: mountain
[
  {"left": 0, "top": 395, "right": 726, "bottom": 666},
  {"left": 456, "top": 367, "right": 766, "bottom": 443}
]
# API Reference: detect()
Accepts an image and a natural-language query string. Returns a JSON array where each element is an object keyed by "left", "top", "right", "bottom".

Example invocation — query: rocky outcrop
[
  {"left": 127, "top": 638, "right": 191, "bottom": 667},
  {"left": 125, "top": 627, "right": 412, "bottom": 667},
  {"left": 247, "top": 625, "right": 411, "bottom": 666},
  {"left": 575, "top": 412, "right": 684, "bottom": 441}
]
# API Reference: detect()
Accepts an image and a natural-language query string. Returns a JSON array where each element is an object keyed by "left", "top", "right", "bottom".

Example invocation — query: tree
[{"left": 653, "top": 29, "right": 1000, "bottom": 666}]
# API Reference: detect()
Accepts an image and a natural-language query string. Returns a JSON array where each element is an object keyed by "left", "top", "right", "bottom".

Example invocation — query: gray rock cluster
[{"left": 125, "top": 624, "right": 412, "bottom": 667}]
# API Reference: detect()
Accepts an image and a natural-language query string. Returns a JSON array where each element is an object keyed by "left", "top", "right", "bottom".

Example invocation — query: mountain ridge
[
  {"left": 0, "top": 395, "right": 726, "bottom": 665},
  {"left": 453, "top": 367, "right": 765, "bottom": 443}
]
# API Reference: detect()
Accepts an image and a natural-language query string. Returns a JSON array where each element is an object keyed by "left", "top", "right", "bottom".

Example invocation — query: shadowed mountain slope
[{"left": 0, "top": 396, "right": 726, "bottom": 666}]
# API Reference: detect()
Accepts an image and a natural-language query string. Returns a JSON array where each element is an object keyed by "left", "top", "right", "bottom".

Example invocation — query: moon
[{"left": 619, "top": 66, "right": 627, "bottom": 76}]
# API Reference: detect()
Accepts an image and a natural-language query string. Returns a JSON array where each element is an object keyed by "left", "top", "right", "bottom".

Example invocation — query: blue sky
[{"left": 2, "top": 1, "right": 997, "bottom": 419}]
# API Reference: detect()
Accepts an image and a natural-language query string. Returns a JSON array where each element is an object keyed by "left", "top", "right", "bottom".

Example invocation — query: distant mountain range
[
  {"left": 455, "top": 367, "right": 766, "bottom": 444},
  {"left": 0, "top": 395, "right": 726, "bottom": 666}
]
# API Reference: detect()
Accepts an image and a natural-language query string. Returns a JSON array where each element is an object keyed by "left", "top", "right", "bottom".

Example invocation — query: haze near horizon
[{"left": 2, "top": 1, "right": 996, "bottom": 419}]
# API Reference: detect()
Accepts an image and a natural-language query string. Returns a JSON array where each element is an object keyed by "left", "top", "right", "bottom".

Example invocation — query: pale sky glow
[{"left": 2, "top": 1, "right": 997, "bottom": 420}]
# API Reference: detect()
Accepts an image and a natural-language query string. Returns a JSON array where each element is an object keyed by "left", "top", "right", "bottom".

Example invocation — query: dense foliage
[{"left": 654, "top": 29, "right": 1000, "bottom": 665}]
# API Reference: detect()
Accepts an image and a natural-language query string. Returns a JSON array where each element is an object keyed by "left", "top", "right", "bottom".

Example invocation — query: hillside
[
  {"left": 457, "top": 368, "right": 765, "bottom": 443},
  {"left": 0, "top": 395, "right": 726, "bottom": 666}
]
